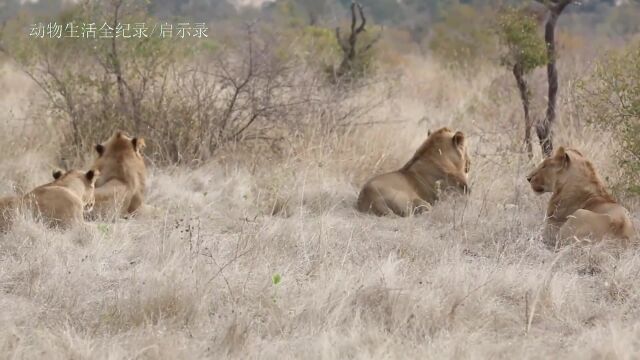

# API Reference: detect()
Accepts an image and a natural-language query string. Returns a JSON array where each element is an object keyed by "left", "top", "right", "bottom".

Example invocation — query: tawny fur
[
  {"left": 527, "top": 147, "right": 636, "bottom": 247},
  {"left": 357, "top": 127, "right": 471, "bottom": 216},
  {"left": 0, "top": 169, "right": 97, "bottom": 231},
  {"left": 91, "top": 131, "right": 147, "bottom": 217}
]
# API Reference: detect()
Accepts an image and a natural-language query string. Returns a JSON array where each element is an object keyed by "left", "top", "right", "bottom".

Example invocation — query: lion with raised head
[
  {"left": 0, "top": 169, "right": 98, "bottom": 231},
  {"left": 527, "top": 147, "right": 636, "bottom": 247},
  {"left": 357, "top": 127, "right": 471, "bottom": 216},
  {"left": 91, "top": 131, "right": 147, "bottom": 217}
]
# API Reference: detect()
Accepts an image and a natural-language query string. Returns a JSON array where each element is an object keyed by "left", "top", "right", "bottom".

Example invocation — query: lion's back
[{"left": 26, "top": 186, "right": 84, "bottom": 226}]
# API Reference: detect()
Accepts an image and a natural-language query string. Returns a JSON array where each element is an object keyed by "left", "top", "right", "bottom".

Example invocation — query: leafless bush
[
  {"left": 137, "top": 25, "right": 302, "bottom": 163},
  {"left": 4, "top": 1, "right": 387, "bottom": 165}
]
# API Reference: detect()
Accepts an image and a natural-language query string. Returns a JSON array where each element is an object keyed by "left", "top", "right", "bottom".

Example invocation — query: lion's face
[
  {"left": 453, "top": 133, "right": 471, "bottom": 181},
  {"left": 526, "top": 147, "right": 572, "bottom": 194},
  {"left": 52, "top": 169, "right": 99, "bottom": 212}
]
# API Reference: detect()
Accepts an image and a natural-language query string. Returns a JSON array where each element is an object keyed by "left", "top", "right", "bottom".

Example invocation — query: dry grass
[{"left": 1, "top": 57, "right": 639, "bottom": 359}]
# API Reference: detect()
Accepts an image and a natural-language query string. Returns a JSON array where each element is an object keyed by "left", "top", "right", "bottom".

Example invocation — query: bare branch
[
  {"left": 110, "top": 0, "right": 126, "bottom": 109},
  {"left": 350, "top": 3, "right": 357, "bottom": 37},
  {"left": 335, "top": 2, "right": 379, "bottom": 78},
  {"left": 512, "top": 62, "right": 533, "bottom": 158},
  {"left": 0, "top": 21, "right": 6, "bottom": 55},
  {"left": 355, "top": 2, "right": 366, "bottom": 34},
  {"left": 335, "top": 27, "right": 348, "bottom": 52},
  {"left": 362, "top": 26, "right": 383, "bottom": 54}
]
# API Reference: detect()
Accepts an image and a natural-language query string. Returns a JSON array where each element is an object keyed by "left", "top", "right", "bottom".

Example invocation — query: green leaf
[
  {"left": 272, "top": 273, "right": 282, "bottom": 285},
  {"left": 97, "top": 223, "right": 110, "bottom": 235}
]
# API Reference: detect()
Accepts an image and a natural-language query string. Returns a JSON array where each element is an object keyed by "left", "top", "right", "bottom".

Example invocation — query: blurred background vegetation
[
  {"left": 3, "top": 0, "right": 640, "bottom": 40},
  {"left": 2, "top": 0, "right": 639, "bottom": 81},
  {"left": 0, "top": 0, "right": 638, "bottom": 191}
]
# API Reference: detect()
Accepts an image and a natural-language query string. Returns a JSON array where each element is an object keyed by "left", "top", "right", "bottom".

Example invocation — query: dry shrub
[
  {"left": 2, "top": 5, "right": 640, "bottom": 359},
  {"left": 4, "top": 2, "right": 385, "bottom": 166},
  {"left": 577, "top": 41, "right": 640, "bottom": 194}
]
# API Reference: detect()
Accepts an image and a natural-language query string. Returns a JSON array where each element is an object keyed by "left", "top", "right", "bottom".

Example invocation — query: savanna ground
[{"left": 1, "top": 52, "right": 640, "bottom": 359}]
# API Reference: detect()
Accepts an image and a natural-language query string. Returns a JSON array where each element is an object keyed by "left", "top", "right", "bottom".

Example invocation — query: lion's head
[
  {"left": 412, "top": 127, "right": 471, "bottom": 179},
  {"left": 526, "top": 147, "right": 597, "bottom": 194},
  {"left": 93, "top": 131, "right": 146, "bottom": 185},
  {"left": 433, "top": 127, "right": 471, "bottom": 177},
  {"left": 94, "top": 131, "right": 145, "bottom": 162},
  {"left": 52, "top": 169, "right": 99, "bottom": 212},
  {"left": 402, "top": 127, "right": 472, "bottom": 195}
]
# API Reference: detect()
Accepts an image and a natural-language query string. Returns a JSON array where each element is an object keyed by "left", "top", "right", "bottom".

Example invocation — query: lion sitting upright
[
  {"left": 526, "top": 147, "right": 636, "bottom": 247},
  {"left": 0, "top": 169, "right": 98, "bottom": 231},
  {"left": 357, "top": 127, "right": 471, "bottom": 216},
  {"left": 91, "top": 131, "right": 147, "bottom": 218}
]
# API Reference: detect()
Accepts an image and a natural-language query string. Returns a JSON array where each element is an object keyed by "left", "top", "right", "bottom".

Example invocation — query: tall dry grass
[{"left": 0, "top": 54, "right": 639, "bottom": 359}]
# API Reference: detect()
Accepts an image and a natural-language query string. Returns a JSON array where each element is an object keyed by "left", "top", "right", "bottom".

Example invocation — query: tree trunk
[
  {"left": 308, "top": 11, "right": 317, "bottom": 26},
  {"left": 334, "top": 2, "right": 381, "bottom": 79},
  {"left": 537, "top": 0, "right": 572, "bottom": 157},
  {"left": 110, "top": 0, "right": 126, "bottom": 109},
  {"left": 513, "top": 62, "right": 533, "bottom": 158}
]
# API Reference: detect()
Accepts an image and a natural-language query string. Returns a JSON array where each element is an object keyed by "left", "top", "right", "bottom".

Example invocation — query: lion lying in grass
[
  {"left": 357, "top": 127, "right": 471, "bottom": 216},
  {"left": 0, "top": 169, "right": 98, "bottom": 230},
  {"left": 527, "top": 147, "right": 636, "bottom": 247}
]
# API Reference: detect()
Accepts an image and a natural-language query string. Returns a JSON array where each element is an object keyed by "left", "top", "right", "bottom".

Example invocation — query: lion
[
  {"left": 357, "top": 127, "right": 471, "bottom": 216},
  {"left": 526, "top": 146, "right": 636, "bottom": 247},
  {"left": 91, "top": 131, "right": 147, "bottom": 217},
  {"left": 0, "top": 169, "right": 98, "bottom": 231}
]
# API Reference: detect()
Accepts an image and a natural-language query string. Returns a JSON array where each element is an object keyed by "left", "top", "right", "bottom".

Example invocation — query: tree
[
  {"left": 497, "top": 7, "right": 547, "bottom": 158},
  {"left": 535, "top": 0, "right": 573, "bottom": 157},
  {"left": 334, "top": 2, "right": 382, "bottom": 79},
  {"left": 337, "top": 0, "right": 403, "bottom": 23},
  {"left": 578, "top": 42, "right": 640, "bottom": 194}
]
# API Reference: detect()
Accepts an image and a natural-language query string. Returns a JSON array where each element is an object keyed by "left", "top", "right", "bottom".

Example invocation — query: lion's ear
[
  {"left": 95, "top": 144, "right": 104, "bottom": 156},
  {"left": 132, "top": 137, "right": 146, "bottom": 153},
  {"left": 453, "top": 131, "right": 465, "bottom": 148},
  {"left": 85, "top": 169, "right": 99, "bottom": 183},
  {"left": 52, "top": 170, "right": 63, "bottom": 180},
  {"left": 555, "top": 146, "right": 570, "bottom": 167},
  {"left": 562, "top": 152, "right": 570, "bottom": 167}
]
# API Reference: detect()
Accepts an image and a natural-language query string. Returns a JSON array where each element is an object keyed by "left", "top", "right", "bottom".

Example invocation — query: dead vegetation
[{"left": 0, "top": 51, "right": 639, "bottom": 358}]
